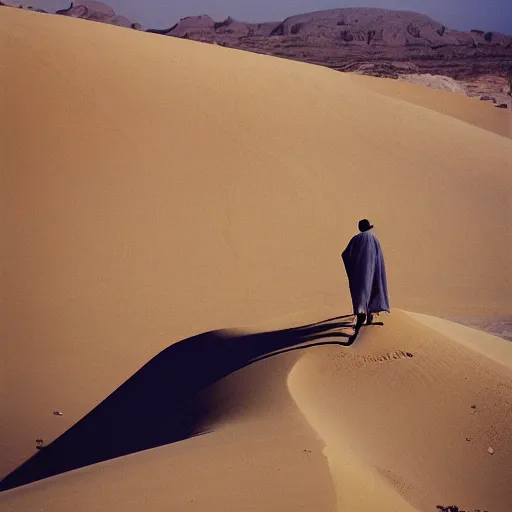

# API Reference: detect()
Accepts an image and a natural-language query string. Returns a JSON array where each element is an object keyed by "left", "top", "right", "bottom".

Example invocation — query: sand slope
[
  {"left": 355, "top": 73, "right": 512, "bottom": 139},
  {"left": 2, "top": 312, "right": 511, "bottom": 511},
  {"left": 1, "top": 8, "right": 512, "bottom": 511},
  {"left": 0, "top": 351, "right": 338, "bottom": 511},
  {"left": 289, "top": 310, "right": 512, "bottom": 511}
]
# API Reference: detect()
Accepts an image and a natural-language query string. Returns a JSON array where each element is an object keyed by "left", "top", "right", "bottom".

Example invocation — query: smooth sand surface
[
  {"left": 1, "top": 8, "right": 512, "bottom": 511},
  {"left": 289, "top": 310, "right": 512, "bottom": 511},
  {"left": 405, "top": 311, "right": 512, "bottom": 370},
  {"left": 352, "top": 73, "right": 512, "bottom": 139}
]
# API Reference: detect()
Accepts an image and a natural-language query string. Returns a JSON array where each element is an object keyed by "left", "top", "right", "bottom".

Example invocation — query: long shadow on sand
[{"left": 0, "top": 315, "right": 355, "bottom": 491}]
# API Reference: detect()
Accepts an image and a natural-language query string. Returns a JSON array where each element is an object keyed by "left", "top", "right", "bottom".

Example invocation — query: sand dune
[
  {"left": 353, "top": 73, "right": 512, "bottom": 139},
  {"left": 0, "top": 318, "right": 355, "bottom": 490},
  {"left": 2, "top": 312, "right": 511, "bottom": 511},
  {"left": 1, "top": 8, "right": 512, "bottom": 511},
  {"left": 290, "top": 311, "right": 512, "bottom": 511},
  {"left": 0, "top": 348, "right": 338, "bottom": 511}
]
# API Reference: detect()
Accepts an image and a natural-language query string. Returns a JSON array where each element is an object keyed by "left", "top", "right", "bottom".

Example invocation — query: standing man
[{"left": 341, "top": 219, "right": 390, "bottom": 330}]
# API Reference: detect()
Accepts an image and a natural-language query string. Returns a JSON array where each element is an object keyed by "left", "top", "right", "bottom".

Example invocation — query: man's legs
[{"left": 355, "top": 313, "right": 366, "bottom": 329}]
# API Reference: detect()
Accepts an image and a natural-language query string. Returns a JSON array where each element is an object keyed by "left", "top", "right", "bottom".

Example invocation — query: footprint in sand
[
  {"left": 362, "top": 350, "right": 414, "bottom": 364},
  {"left": 339, "top": 350, "right": 414, "bottom": 369}
]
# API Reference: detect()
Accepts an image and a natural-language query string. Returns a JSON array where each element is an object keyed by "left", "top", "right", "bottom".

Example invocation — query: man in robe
[{"left": 341, "top": 219, "right": 390, "bottom": 330}]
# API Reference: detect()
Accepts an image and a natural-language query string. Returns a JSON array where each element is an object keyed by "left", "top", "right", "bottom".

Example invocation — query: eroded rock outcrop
[
  {"left": 4, "top": 4, "right": 511, "bottom": 87},
  {"left": 154, "top": 8, "right": 512, "bottom": 81},
  {"left": 55, "top": 1, "right": 133, "bottom": 28}
]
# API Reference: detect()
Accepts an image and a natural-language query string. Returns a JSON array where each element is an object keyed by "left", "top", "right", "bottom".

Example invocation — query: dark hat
[{"left": 358, "top": 219, "right": 374, "bottom": 232}]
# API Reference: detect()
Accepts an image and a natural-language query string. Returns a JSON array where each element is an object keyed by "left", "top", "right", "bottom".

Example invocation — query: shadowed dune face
[
  {"left": 2, "top": 311, "right": 511, "bottom": 511},
  {"left": 0, "top": 316, "right": 354, "bottom": 491},
  {"left": 0, "top": 349, "right": 339, "bottom": 512},
  {"left": 1, "top": 7, "right": 512, "bottom": 490}
]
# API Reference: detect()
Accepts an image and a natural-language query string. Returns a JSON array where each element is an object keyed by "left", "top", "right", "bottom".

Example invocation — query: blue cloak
[{"left": 342, "top": 230, "right": 390, "bottom": 315}]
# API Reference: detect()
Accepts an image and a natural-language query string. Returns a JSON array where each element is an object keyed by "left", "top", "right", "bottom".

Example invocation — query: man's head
[{"left": 358, "top": 219, "right": 374, "bottom": 232}]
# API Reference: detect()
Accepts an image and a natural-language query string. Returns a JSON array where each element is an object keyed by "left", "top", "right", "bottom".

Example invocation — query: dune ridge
[
  {"left": 1, "top": 8, "right": 512, "bottom": 511},
  {"left": 347, "top": 73, "right": 512, "bottom": 139},
  {"left": 0, "top": 348, "right": 339, "bottom": 511},
  {"left": 288, "top": 311, "right": 512, "bottom": 511},
  {"left": 2, "top": 312, "right": 511, "bottom": 511},
  {"left": 404, "top": 311, "right": 512, "bottom": 370},
  {"left": 0, "top": 316, "right": 355, "bottom": 491}
]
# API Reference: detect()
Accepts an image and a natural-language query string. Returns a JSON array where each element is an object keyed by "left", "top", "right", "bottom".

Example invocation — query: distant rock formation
[
  {"left": 397, "top": 74, "right": 468, "bottom": 94},
  {"left": 0, "top": 1, "right": 46, "bottom": 11},
  {"left": 148, "top": 8, "right": 512, "bottom": 81},
  {"left": 55, "top": 1, "right": 133, "bottom": 28},
  {"left": 145, "top": 14, "right": 280, "bottom": 44}
]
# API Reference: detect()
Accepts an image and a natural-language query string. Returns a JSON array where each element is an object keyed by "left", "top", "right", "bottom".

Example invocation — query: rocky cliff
[{"left": 158, "top": 8, "right": 512, "bottom": 80}]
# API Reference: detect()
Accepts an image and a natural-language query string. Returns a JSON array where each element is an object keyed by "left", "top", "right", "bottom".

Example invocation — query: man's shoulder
[
  {"left": 355, "top": 231, "right": 375, "bottom": 239},
  {"left": 357, "top": 231, "right": 381, "bottom": 245}
]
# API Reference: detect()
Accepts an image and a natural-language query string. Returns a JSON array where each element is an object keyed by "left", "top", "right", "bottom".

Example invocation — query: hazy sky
[{"left": 27, "top": 1, "right": 512, "bottom": 34}]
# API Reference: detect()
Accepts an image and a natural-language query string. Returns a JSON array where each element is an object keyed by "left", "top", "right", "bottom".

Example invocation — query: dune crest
[
  {"left": 289, "top": 311, "right": 512, "bottom": 511},
  {"left": 1, "top": 349, "right": 339, "bottom": 511},
  {"left": 404, "top": 311, "right": 512, "bottom": 369}
]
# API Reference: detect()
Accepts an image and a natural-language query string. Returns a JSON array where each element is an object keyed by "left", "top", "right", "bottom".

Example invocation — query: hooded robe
[{"left": 342, "top": 230, "right": 390, "bottom": 315}]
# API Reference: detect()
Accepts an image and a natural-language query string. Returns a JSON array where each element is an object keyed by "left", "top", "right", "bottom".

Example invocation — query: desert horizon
[
  {"left": 4, "top": 0, "right": 512, "bottom": 35},
  {"left": 1, "top": 6, "right": 512, "bottom": 512},
  {"left": 4, "top": 1, "right": 512, "bottom": 89}
]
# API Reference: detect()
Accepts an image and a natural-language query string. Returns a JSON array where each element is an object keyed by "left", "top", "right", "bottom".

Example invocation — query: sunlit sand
[{"left": 1, "top": 8, "right": 511, "bottom": 511}]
